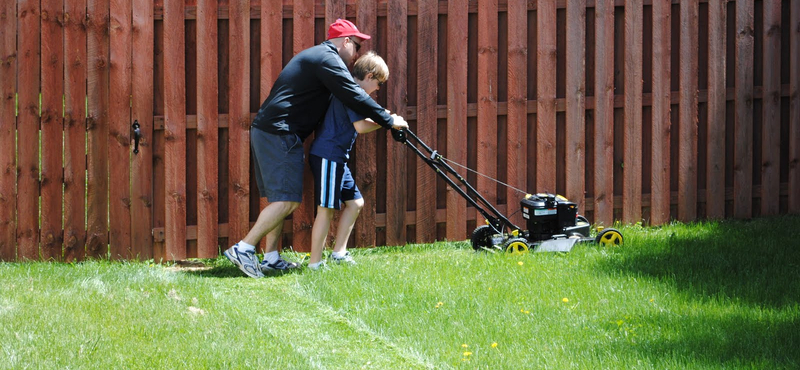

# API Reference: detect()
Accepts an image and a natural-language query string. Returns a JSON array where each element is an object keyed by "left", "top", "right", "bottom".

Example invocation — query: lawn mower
[{"left": 392, "top": 129, "right": 623, "bottom": 254}]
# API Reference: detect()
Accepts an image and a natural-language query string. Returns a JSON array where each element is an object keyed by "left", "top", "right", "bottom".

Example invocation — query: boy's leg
[
  {"left": 332, "top": 198, "right": 364, "bottom": 253},
  {"left": 310, "top": 206, "right": 335, "bottom": 264},
  {"left": 308, "top": 155, "right": 345, "bottom": 267},
  {"left": 330, "top": 165, "right": 361, "bottom": 265}
]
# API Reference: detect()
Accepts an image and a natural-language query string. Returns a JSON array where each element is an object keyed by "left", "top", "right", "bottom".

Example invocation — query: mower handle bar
[{"left": 393, "top": 128, "right": 522, "bottom": 234}]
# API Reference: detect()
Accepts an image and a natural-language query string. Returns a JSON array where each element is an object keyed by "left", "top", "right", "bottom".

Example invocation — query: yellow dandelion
[
  {"left": 562, "top": 297, "right": 569, "bottom": 303},
  {"left": 649, "top": 298, "right": 654, "bottom": 302},
  {"left": 463, "top": 351, "right": 472, "bottom": 356},
  {"left": 462, "top": 344, "right": 468, "bottom": 348},
  {"left": 517, "top": 261, "right": 524, "bottom": 266},
  {"left": 491, "top": 342, "right": 498, "bottom": 348},
  {"left": 524, "top": 310, "right": 530, "bottom": 314},
  {"left": 520, "top": 308, "right": 524, "bottom": 313}
]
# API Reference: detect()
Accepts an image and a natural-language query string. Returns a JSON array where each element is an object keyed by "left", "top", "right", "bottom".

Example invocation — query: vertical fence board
[
  {"left": 416, "top": 0, "right": 437, "bottom": 242},
  {"left": 446, "top": 0, "right": 468, "bottom": 241},
  {"left": 131, "top": 0, "right": 153, "bottom": 260},
  {"left": 507, "top": 0, "right": 527, "bottom": 228},
  {"left": 623, "top": 0, "right": 643, "bottom": 224},
  {"left": 196, "top": 0, "right": 218, "bottom": 258},
  {"left": 17, "top": 0, "right": 41, "bottom": 259},
  {"left": 152, "top": 4, "right": 165, "bottom": 259},
  {"left": 291, "top": 0, "right": 314, "bottom": 251},
  {"left": 354, "top": 0, "right": 378, "bottom": 247},
  {"left": 760, "top": 0, "right": 780, "bottom": 216},
  {"left": 593, "top": 0, "right": 614, "bottom": 227},
  {"left": 734, "top": 0, "right": 754, "bottom": 218},
  {"left": 537, "top": 0, "right": 556, "bottom": 193},
  {"left": 40, "top": 0, "right": 64, "bottom": 260},
  {"left": 651, "top": 0, "right": 671, "bottom": 225},
  {"left": 566, "top": 0, "right": 586, "bottom": 213},
  {"left": 163, "top": 0, "right": 187, "bottom": 259},
  {"left": 325, "top": 0, "right": 345, "bottom": 29},
  {"left": 790, "top": 0, "right": 800, "bottom": 213},
  {"left": 386, "top": 0, "right": 408, "bottom": 245},
  {"left": 86, "top": 0, "right": 110, "bottom": 257},
  {"left": 64, "top": 0, "right": 87, "bottom": 262},
  {"left": 0, "top": 0, "right": 16, "bottom": 260},
  {"left": 477, "top": 0, "right": 497, "bottom": 226},
  {"left": 679, "top": 0, "right": 698, "bottom": 222},
  {"left": 109, "top": 0, "right": 132, "bottom": 259},
  {"left": 257, "top": 0, "right": 283, "bottom": 252},
  {"left": 185, "top": 20, "right": 198, "bottom": 259},
  {"left": 228, "top": 0, "right": 250, "bottom": 249},
  {"left": 706, "top": 0, "right": 725, "bottom": 219}
]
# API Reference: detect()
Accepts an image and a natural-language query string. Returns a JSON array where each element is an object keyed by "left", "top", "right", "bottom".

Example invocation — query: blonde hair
[{"left": 352, "top": 51, "right": 389, "bottom": 83}]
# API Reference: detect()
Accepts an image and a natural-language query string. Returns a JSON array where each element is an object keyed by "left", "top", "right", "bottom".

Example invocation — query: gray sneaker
[
  {"left": 308, "top": 260, "right": 327, "bottom": 271},
  {"left": 224, "top": 244, "right": 264, "bottom": 278},
  {"left": 260, "top": 256, "right": 300, "bottom": 273},
  {"left": 330, "top": 251, "right": 356, "bottom": 265}
]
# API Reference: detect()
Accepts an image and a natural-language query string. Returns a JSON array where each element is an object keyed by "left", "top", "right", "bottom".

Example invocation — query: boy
[{"left": 308, "top": 51, "right": 389, "bottom": 269}]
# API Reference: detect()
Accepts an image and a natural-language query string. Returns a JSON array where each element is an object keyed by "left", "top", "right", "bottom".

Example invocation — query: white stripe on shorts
[{"left": 321, "top": 158, "right": 338, "bottom": 208}]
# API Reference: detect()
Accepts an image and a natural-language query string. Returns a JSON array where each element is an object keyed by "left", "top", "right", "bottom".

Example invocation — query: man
[{"left": 224, "top": 19, "right": 408, "bottom": 278}]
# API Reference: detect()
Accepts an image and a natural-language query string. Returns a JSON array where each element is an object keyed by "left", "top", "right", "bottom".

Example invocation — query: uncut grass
[{"left": 1, "top": 215, "right": 798, "bottom": 369}]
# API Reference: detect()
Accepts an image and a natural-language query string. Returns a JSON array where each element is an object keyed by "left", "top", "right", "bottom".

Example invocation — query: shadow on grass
[
  {"left": 637, "top": 311, "right": 799, "bottom": 368},
  {"left": 178, "top": 263, "right": 304, "bottom": 279},
  {"left": 597, "top": 214, "right": 800, "bottom": 367},
  {"left": 600, "top": 214, "right": 800, "bottom": 308}
]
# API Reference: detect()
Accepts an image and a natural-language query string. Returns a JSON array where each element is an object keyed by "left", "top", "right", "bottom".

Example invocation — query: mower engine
[{"left": 520, "top": 193, "right": 591, "bottom": 242}]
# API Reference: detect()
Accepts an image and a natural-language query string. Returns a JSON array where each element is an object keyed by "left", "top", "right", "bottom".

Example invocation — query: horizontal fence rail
[{"left": 0, "top": 0, "right": 798, "bottom": 261}]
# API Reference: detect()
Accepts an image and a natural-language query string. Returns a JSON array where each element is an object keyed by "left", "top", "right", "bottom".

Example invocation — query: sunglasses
[{"left": 348, "top": 37, "right": 361, "bottom": 52}]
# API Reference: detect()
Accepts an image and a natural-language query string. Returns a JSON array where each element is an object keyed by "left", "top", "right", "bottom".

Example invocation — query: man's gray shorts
[{"left": 250, "top": 128, "right": 304, "bottom": 202}]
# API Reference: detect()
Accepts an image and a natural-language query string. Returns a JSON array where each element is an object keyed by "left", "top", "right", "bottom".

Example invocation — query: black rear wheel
[{"left": 471, "top": 225, "right": 497, "bottom": 251}]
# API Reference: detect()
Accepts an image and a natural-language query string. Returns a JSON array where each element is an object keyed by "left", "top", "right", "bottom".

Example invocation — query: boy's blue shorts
[{"left": 309, "top": 154, "right": 362, "bottom": 210}]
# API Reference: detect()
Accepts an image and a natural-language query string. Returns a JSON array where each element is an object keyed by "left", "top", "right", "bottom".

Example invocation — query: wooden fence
[{"left": 0, "top": 0, "right": 798, "bottom": 261}]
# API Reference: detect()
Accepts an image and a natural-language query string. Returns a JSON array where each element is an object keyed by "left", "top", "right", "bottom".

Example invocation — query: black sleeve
[{"left": 316, "top": 54, "right": 394, "bottom": 129}]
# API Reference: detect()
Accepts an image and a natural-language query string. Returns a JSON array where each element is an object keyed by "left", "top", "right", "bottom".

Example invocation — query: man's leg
[
  {"left": 226, "top": 128, "right": 305, "bottom": 278},
  {"left": 310, "top": 207, "right": 335, "bottom": 265},
  {"left": 262, "top": 220, "right": 283, "bottom": 254},
  {"left": 242, "top": 200, "right": 298, "bottom": 247}
]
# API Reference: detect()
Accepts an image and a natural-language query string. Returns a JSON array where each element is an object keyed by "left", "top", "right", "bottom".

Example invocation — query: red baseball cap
[{"left": 327, "top": 19, "right": 371, "bottom": 41}]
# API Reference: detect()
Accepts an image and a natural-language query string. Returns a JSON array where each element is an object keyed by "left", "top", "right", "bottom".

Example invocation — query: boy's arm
[
  {"left": 317, "top": 54, "right": 396, "bottom": 129},
  {"left": 354, "top": 118, "right": 381, "bottom": 134}
]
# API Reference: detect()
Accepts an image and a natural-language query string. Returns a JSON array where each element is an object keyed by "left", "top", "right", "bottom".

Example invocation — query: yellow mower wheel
[
  {"left": 504, "top": 238, "right": 530, "bottom": 255},
  {"left": 596, "top": 228, "right": 623, "bottom": 247}
]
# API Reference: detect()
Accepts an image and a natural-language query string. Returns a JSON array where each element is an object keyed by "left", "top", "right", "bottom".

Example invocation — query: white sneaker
[
  {"left": 330, "top": 251, "right": 356, "bottom": 265},
  {"left": 223, "top": 244, "right": 264, "bottom": 278},
  {"left": 308, "top": 260, "right": 327, "bottom": 271}
]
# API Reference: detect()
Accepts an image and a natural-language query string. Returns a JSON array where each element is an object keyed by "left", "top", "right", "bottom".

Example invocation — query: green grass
[{"left": 1, "top": 215, "right": 799, "bottom": 369}]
